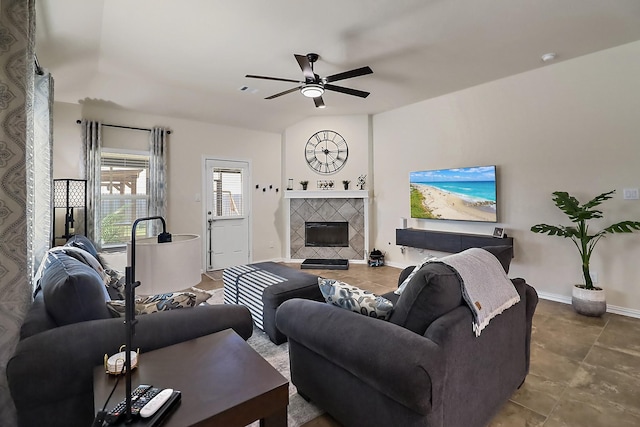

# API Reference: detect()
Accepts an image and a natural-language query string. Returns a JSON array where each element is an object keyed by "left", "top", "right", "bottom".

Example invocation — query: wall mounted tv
[{"left": 409, "top": 165, "right": 497, "bottom": 222}]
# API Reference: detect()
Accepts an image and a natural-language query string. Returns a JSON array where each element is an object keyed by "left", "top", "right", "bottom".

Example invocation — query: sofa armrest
[
  {"left": 7, "top": 303, "right": 252, "bottom": 421},
  {"left": 276, "top": 299, "right": 445, "bottom": 415}
]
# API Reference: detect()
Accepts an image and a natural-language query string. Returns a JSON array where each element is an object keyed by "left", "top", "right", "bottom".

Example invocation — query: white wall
[
  {"left": 283, "top": 115, "right": 371, "bottom": 190},
  {"left": 51, "top": 102, "right": 283, "bottom": 264},
  {"left": 372, "top": 41, "right": 640, "bottom": 313}
]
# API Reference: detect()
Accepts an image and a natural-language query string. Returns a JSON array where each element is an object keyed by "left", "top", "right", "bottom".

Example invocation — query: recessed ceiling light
[{"left": 541, "top": 53, "right": 557, "bottom": 62}]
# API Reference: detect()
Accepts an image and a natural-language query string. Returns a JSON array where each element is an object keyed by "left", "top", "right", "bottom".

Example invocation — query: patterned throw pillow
[
  {"left": 107, "top": 292, "right": 197, "bottom": 317},
  {"left": 318, "top": 278, "right": 394, "bottom": 320}
]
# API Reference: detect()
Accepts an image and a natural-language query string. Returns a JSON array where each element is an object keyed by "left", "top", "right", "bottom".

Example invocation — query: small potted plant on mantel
[
  {"left": 299, "top": 180, "right": 309, "bottom": 190},
  {"left": 531, "top": 190, "right": 640, "bottom": 316}
]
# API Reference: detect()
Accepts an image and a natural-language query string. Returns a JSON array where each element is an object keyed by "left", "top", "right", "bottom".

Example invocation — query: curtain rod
[{"left": 75, "top": 120, "right": 172, "bottom": 135}]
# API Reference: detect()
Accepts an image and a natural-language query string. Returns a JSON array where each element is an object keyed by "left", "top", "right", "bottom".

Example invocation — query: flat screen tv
[{"left": 409, "top": 165, "right": 497, "bottom": 222}]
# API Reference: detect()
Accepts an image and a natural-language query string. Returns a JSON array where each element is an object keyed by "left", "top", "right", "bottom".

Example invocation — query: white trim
[
  {"left": 284, "top": 190, "right": 369, "bottom": 199},
  {"left": 201, "top": 155, "right": 252, "bottom": 271},
  {"left": 535, "top": 291, "right": 640, "bottom": 319}
]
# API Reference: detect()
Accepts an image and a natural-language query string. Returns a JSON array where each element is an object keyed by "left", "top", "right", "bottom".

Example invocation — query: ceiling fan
[{"left": 246, "top": 53, "right": 373, "bottom": 108}]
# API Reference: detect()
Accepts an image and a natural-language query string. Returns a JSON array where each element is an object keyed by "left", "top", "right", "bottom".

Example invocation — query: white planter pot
[{"left": 571, "top": 285, "right": 606, "bottom": 317}]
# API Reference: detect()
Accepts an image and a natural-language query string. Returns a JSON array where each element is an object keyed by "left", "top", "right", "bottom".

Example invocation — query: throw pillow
[
  {"left": 106, "top": 292, "right": 197, "bottom": 317},
  {"left": 394, "top": 255, "right": 438, "bottom": 295},
  {"left": 40, "top": 252, "right": 113, "bottom": 326},
  {"left": 64, "top": 235, "right": 100, "bottom": 260},
  {"left": 318, "top": 278, "right": 394, "bottom": 320}
]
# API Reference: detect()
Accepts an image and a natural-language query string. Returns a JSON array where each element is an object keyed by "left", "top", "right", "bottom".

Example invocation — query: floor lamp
[{"left": 123, "top": 216, "right": 172, "bottom": 423}]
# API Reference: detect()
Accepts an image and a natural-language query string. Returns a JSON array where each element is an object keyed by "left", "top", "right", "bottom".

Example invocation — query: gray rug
[{"left": 204, "top": 288, "right": 324, "bottom": 427}]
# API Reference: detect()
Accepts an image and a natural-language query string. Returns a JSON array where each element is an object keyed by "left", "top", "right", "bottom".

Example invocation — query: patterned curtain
[
  {"left": 0, "top": 1, "right": 36, "bottom": 423},
  {"left": 29, "top": 72, "right": 54, "bottom": 278},
  {"left": 149, "top": 127, "right": 168, "bottom": 235},
  {"left": 80, "top": 120, "right": 102, "bottom": 248}
]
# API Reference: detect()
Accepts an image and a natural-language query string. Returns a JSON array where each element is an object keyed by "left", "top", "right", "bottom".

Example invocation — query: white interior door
[{"left": 204, "top": 159, "right": 250, "bottom": 271}]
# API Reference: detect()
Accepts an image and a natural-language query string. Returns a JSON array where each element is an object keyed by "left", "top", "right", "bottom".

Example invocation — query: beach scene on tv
[{"left": 410, "top": 166, "right": 497, "bottom": 222}]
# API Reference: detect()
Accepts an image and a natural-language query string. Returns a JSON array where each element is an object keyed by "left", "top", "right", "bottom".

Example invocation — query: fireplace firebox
[{"left": 305, "top": 221, "right": 349, "bottom": 247}]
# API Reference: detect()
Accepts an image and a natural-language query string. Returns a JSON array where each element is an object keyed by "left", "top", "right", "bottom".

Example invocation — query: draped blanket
[{"left": 437, "top": 248, "right": 520, "bottom": 336}]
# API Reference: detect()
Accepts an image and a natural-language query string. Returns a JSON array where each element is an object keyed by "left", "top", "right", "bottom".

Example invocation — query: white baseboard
[{"left": 536, "top": 291, "right": 640, "bottom": 319}]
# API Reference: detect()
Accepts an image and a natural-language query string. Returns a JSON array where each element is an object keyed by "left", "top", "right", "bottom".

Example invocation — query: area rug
[{"left": 203, "top": 288, "right": 324, "bottom": 427}]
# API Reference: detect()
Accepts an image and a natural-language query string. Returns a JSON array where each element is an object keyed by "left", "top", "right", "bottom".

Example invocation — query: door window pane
[{"left": 212, "top": 168, "right": 243, "bottom": 217}]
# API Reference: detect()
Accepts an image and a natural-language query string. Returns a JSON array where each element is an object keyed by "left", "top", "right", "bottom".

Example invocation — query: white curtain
[
  {"left": 28, "top": 72, "right": 54, "bottom": 280},
  {"left": 149, "top": 127, "right": 168, "bottom": 235},
  {"left": 80, "top": 120, "right": 102, "bottom": 248}
]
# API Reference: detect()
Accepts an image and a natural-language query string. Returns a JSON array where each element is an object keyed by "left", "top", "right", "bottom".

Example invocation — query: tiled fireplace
[{"left": 284, "top": 191, "right": 370, "bottom": 261}]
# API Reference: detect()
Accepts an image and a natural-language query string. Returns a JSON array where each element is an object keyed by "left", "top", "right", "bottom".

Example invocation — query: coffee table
[{"left": 93, "top": 329, "right": 289, "bottom": 426}]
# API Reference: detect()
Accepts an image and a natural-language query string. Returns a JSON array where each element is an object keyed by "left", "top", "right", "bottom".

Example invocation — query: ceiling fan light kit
[
  {"left": 246, "top": 53, "right": 373, "bottom": 108},
  {"left": 300, "top": 83, "right": 325, "bottom": 98}
]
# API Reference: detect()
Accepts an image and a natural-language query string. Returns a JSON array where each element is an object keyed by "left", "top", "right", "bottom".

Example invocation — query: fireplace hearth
[{"left": 301, "top": 258, "right": 350, "bottom": 270}]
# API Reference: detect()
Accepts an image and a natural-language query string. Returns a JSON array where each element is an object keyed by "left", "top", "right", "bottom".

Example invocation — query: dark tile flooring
[{"left": 201, "top": 263, "right": 640, "bottom": 427}]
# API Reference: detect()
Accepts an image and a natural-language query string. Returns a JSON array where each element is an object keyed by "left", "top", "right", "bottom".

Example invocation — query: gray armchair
[{"left": 276, "top": 255, "right": 537, "bottom": 427}]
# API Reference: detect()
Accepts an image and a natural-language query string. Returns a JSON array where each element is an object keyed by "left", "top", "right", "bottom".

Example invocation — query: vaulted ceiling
[{"left": 36, "top": 0, "right": 640, "bottom": 133}]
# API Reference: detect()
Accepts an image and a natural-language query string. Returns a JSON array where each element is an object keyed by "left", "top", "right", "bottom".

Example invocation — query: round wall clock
[{"left": 305, "top": 130, "right": 349, "bottom": 174}]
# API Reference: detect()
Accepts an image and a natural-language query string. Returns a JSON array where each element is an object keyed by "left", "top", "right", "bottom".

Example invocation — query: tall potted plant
[{"left": 531, "top": 190, "right": 640, "bottom": 316}]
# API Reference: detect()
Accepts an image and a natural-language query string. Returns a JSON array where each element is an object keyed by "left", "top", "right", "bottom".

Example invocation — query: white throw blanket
[{"left": 437, "top": 248, "right": 520, "bottom": 336}]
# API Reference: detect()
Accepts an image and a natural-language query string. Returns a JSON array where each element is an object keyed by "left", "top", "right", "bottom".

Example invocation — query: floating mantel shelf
[
  {"left": 396, "top": 228, "right": 514, "bottom": 254},
  {"left": 284, "top": 190, "right": 370, "bottom": 199}
]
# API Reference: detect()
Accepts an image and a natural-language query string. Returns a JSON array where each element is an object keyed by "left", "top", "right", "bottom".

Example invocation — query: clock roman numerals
[{"left": 304, "top": 130, "right": 349, "bottom": 174}]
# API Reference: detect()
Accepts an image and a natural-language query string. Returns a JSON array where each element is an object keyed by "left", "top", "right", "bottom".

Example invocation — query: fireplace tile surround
[{"left": 285, "top": 191, "right": 369, "bottom": 261}]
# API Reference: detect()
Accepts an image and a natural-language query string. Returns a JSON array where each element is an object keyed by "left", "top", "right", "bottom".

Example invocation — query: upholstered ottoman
[{"left": 223, "top": 262, "right": 323, "bottom": 344}]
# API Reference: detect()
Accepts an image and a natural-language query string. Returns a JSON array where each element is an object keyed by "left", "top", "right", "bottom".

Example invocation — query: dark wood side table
[{"left": 93, "top": 329, "right": 289, "bottom": 426}]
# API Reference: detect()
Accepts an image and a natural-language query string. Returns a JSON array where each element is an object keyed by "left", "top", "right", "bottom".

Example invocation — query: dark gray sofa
[
  {"left": 7, "top": 240, "right": 253, "bottom": 427},
  {"left": 276, "top": 247, "right": 538, "bottom": 427}
]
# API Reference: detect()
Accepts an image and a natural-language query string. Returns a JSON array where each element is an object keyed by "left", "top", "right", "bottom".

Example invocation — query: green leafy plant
[{"left": 531, "top": 190, "right": 640, "bottom": 289}]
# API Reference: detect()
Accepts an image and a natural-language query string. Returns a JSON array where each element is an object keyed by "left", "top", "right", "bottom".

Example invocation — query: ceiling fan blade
[
  {"left": 294, "top": 54, "right": 315, "bottom": 82},
  {"left": 265, "top": 86, "right": 301, "bottom": 100},
  {"left": 313, "top": 96, "right": 325, "bottom": 108},
  {"left": 246, "top": 74, "right": 301, "bottom": 84},
  {"left": 324, "top": 84, "right": 370, "bottom": 98},
  {"left": 324, "top": 66, "right": 373, "bottom": 83}
]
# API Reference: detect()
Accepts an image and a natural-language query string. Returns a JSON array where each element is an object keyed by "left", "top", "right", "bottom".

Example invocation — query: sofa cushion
[
  {"left": 319, "top": 278, "right": 394, "bottom": 320},
  {"left": 389, "top": 262, "right": 463, "bottom": 335},
  {"left": 40, "top": 252, "right": 112, "bottom": 326}
]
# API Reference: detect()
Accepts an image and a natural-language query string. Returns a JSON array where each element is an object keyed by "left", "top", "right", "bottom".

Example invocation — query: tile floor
[{"left": 202, "top": 263, "right": 640, "bottom": 427}]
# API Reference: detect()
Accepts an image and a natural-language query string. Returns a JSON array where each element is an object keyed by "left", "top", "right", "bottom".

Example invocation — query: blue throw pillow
[{"left": 318, "top": 278, "right": 394, "bottom": 320}]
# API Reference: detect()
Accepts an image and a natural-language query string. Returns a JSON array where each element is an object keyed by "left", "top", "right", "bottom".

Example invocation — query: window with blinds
[
  {"left": 100, "top": 151, "right": 150, "bottom": 246},
  {"left": 212, "top": 168, "right": 243, "bottom": 217}
]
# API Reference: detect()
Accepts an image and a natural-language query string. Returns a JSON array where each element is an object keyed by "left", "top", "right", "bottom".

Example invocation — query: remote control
[
  {"left": 131, "top": 387, "right": 162, "bottom": 415},
  {"left": 140, "top": 388, "right": 174, "bottom": 418},
  {"left": 105, "top": 384, "right": 152, "bottom": 424}
]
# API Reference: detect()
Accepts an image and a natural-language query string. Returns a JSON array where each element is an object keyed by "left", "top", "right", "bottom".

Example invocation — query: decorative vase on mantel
[
  {"left": 343, "top": 180, "right": 350, "bottom": 190},
  {"left": 300, "top": 181, "right": 308, "bottom": 190},
  {"left": 572, "top": 285, "right": 606, "bottom": 317}
]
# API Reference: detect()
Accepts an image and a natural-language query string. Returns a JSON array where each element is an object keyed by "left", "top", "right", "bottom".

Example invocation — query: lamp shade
[{"left": 127, "top": 234, "right": 202, "bottom": 295}]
